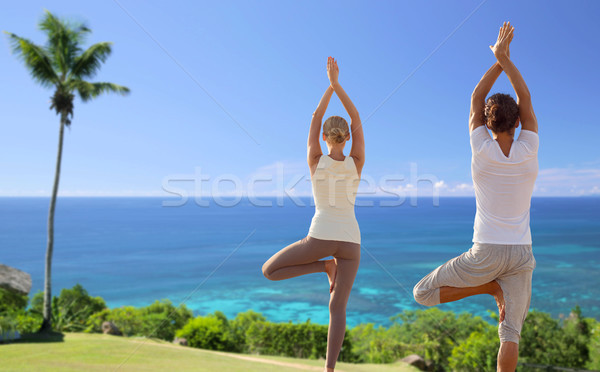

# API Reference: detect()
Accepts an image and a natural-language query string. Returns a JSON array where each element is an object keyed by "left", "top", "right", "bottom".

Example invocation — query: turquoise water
[{"left": 1, "top": 197, "right": 598, "bottom": 326}]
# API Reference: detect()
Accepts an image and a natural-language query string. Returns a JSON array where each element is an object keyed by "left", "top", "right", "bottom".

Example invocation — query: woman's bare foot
[
  {"left": 489, "top": 280, "right": 505, "bottom": 322},
  {"left": 325, "top": 259, "right": 337, "bottom": 293}
]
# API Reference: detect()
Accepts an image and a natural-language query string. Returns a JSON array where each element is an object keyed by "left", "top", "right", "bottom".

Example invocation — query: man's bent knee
[
  {"left": 499, "top": 323, "right": 521, "bottom": 344},
  {"left": 413, "top": 283, "right": 438, "bottom": 307}
]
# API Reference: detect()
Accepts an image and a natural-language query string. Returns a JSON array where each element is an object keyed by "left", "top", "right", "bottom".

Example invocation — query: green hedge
[{"left": 246, "top": 319, "right": 353, "bottom": 361}]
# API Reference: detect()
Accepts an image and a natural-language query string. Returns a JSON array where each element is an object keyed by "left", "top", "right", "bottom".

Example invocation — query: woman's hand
[
  {"left": 489, "top": 22, "right": 514, "bottom": 60},
  {"left": 327, "top": 56, "right": 339, "bottom": 87}
]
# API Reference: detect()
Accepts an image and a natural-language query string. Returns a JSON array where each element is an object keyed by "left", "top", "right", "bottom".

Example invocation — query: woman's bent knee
[{"left": 262, "top": 262, "right": 274, "bottom": 280}]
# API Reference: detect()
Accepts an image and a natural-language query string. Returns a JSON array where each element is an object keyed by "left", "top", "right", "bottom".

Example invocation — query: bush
[
  {"left": 0, "top": 288, "right": 28, "bottom": 313},
  {"left": 9, "top": 309, "right": 43, "bottom": 334},
  {"left": 389, "top": 308, "right": 491, "bottom": 367},
  {"left": 520, "top": 306, "right": 591, "bottom": 369},
  {"left": 86, "top": 306, "right": 141, "bottom": 336},
  {"left": 587, "top": 317, "right": 600, "bottom": 370},
  {"left": 245, "top": 319, "right": 354, "bottom": 361},
  {"left": 176, "top": 312, "right": 234, "bottom": 351},
  {"left": 31, "top": 284, "right": 106, "bottom": 332},
  {"left": 228, "top": 310, "right": 266, "bottom": 352},
  {"left": 448, "top": 323, "right": 498, "bottom": 371},
  {"left": 0, "top": 314, "right": 18, "bottom": 340},
  {"left": 137, "top": 299, "right": 193, "bottom": 341},
  {"left": 350, "top": 323, "right": 408, "bottom": 363},
  {"left": 0, "top": 288, "right": 43, "bottom": 336},
  {"left": 86, "top": 299, "right": 192, "bottom": 341}
]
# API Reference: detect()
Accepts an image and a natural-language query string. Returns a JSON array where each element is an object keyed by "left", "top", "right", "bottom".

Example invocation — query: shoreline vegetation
[{"left": 1, "top": 284, "right": 599, "bottom": 371}]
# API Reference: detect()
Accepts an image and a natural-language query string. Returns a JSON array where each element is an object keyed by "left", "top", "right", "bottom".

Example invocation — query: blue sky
[{"left": 1, "top": 0, "right": 599, "bottom": 197}]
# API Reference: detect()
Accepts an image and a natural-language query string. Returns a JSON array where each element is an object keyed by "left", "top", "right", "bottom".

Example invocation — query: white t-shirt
[{"left": 470, "top": 126, "right": 539, "bottom": 244}]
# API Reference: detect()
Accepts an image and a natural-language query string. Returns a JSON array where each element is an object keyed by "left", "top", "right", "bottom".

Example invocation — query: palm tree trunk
[{"left": 39, "top": 113, "right": 66, "bottom": 333}]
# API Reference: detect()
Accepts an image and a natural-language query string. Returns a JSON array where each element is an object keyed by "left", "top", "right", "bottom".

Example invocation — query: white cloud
[
  {"left": 434, "top": 180, "right": 447, "bottom": 190},
  {"left": 535, "top": 167, "right": 600, "bottom": 196}
]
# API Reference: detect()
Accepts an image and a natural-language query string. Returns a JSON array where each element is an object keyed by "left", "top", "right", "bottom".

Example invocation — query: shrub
[
  {"left": 86, "top": 306, "right": 141, "bottom": 336},
  {"left": 245, "top": 319, "right": 353, "bottom": 361},
  {"left": 31, "top": 284, "right": 106, "bottom": 332},
  {"left": 0, "top": 314, "right": 18, "bottom": 340},
  {"left": 0, "top": 288, "right": 43, "bottom": 335},
  {"left": 448, "top": 323, "right": 498, "bottom": 371},
  {"left": 587, "top": 317, "right": 600, "bottom": 370},
  {"left": 85, "top": 299, "right": 192, "bottom": 341},
  {"left": 228, "top": 310, "right": 266, "bottom": 352},
  {"left": 11, "top": 309, "right": 43, "bottom": 334},
  {"left": 0, "top": 288, "right": 28, "bottom": 313},
  {"left": 176, "top": 312, "right": 234, "bottom": 351},
  {"left": 350, "top": 323, "right": 408, "bottom": 363},
  {"left": 388, "top": 308, "right": 491, "bottom": 367},
  {"left": 137, "top": 299, "right": 193, "bottom": 341}
]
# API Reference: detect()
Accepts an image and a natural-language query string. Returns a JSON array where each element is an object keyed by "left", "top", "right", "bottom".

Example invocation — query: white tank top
[{"left": 308, "top": 155, "right": 361, "bottom": 244}]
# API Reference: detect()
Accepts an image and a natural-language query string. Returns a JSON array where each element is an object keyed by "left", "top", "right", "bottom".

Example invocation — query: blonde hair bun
[{"left": 323, "top": 116, "right": 349, "bottom": 144}]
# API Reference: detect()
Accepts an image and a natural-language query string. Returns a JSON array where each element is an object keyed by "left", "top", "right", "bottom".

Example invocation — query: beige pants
[{"left": 413, "top": 242, "right": 535, "bottom": 344}]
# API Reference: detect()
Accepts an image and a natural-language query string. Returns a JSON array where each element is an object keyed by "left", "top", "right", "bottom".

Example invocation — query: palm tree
[{"left": 4, "top": 10, "right": 130, "bottom": 332}]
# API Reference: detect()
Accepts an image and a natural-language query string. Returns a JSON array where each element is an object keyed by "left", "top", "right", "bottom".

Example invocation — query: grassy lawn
[{"left": 0, "top": 332, "right": 418, "bottom": 371}]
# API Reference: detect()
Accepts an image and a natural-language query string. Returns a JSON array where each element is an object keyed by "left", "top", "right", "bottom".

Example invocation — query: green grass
[{"left": 0, "top": 332, "right": 418, "bottom": 371}]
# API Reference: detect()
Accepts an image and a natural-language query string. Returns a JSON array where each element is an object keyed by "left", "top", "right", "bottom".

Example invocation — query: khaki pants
[{"left": 413, "top": 243, "right": 535, "bottom": 343}]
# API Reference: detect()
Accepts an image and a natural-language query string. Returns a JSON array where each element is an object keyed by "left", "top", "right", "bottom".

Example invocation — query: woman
[{"left": 262, "top": 56, "right": 364, "bottom": 371}]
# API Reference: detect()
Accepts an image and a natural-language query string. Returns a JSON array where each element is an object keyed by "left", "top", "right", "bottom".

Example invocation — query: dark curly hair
[{"left": 484, "top": 93, "right": 519, "bottom": 133}]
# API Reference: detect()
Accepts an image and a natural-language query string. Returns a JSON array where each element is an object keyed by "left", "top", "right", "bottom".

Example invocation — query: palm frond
[
  {"left": 39, "top": 10, "right": 90, "bottom": 76},
  {"left": 3, "top": 31, "right": 59, "bottom": 88},
  {"left": 70, "top": 42, "right": 113, "bottom": 79},
  {"left": 69, "top": 80, "right": 130, "bottom": 102}
]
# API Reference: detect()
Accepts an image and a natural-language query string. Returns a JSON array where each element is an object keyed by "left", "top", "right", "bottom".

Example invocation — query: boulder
[
  {"left": 0, "top": 264, "right": 32, "bottom": 295},
  {"left": 173, "top": 337, "right": 187, "bottom": 346},
  {"left": 401, "top": 354, "right": 427, "bottom": 370},
  {"left": 425, "top": 360, "right": 436, "bottom": 372},
  {"left": 102, "top": 321, "right": 122, "bottom": 336}
]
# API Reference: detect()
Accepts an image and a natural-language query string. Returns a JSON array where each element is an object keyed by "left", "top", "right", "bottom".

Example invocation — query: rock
[
  {"left": 0, "top": 264, "right": 32, "bottom": 295},
  {"left": 401, "top": 354, "right": 427, "bottom": 370},
  {"left": 173, "top": 337, "right": 187, "bottom": 346},
  {"left": 425, "top": 359, "right": 436, "bottom": 372},
  {"left": 102, "top": 321, "right": 122, "bottom": 336}
]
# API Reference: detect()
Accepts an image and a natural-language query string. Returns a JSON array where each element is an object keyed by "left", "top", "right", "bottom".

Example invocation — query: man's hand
[
  {"left": 327, "top": 56, "right": 339, "bottom": 87},
  {"left": 490, "top": 22, "right": 514, "bottom": 60}
]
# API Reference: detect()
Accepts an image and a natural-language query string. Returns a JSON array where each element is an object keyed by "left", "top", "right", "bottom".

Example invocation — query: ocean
[{"left": 1, "top": 196, "right": 598, "bottom": 327}]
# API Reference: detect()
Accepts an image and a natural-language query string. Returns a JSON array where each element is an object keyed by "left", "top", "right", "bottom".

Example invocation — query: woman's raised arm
[
  {"left": 308, "top": 84, "right": 334, "bottom": 170},
  {"left": 328, "top": 57, "right": 364, "bottom": 174}
]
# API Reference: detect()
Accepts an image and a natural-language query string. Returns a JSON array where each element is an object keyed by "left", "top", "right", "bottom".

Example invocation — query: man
[{"left": 413, "top": 22, "right": 539, "bottom": 372}]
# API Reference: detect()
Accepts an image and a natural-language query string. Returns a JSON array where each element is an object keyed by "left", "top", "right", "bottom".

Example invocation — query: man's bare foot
[
  {"left": 489, "top": 280, "right": 505, "bottom": 322},
  {"left": 325, "top": 259, "right": 337, "bottom": 293}
]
